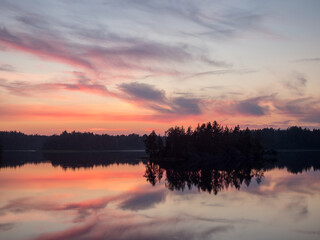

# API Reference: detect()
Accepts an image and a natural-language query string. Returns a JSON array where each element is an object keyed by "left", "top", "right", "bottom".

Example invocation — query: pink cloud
[
  {"left": 0, "top": 27, "right": 95, "bottom": 70},
  {"left": 0, "top": 72, "right": 113, "bottom": 97},
  {"left": 0, "top": 26, "right": 194, "bottom": 76}
]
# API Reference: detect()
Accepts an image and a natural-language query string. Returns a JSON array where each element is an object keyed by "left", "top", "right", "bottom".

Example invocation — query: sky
[{"left": 0, "top": 0, "right": 319, "bottom": 135}]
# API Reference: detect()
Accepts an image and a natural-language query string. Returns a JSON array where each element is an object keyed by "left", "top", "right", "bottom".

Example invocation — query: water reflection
[
  {"left": 0, "top": 151, "right": 320, "bottom": 240},
  {"left": 0, "top": 151, "right": 147, "bottom": 169},
  {"left": 1, "top": 150, "right": 319, "bottom": 174},
  {"left": 144, "top": 162, "right": 264, "bottom": 194},
  {"left": 268, "top": 151, "right": 320, "bottom": 173},
  {"left": 144, "top": 151, "right": 320, "bottom": 194},
  {"left": 1, "top": 150, "right": 320, "bottom": 196}
]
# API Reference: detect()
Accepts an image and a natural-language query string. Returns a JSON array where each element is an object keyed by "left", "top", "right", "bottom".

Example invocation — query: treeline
[
  {"left": 42, "top": 131, "right": 145, "bottom": 150},
  {"left": 253, "top": 127, "right": 320, "bottom": 149},
  {"left": 0, "top": 131, "right": 146, "bottom": 150},
  {"left": 145, "top": 121, "right": 264, "bottom": 161},
  {"left": 1, "top": 125, "right": 320, "bottom": 151},
  {"left": 0, "top": 131, "right": 47, "bottom": 150}
]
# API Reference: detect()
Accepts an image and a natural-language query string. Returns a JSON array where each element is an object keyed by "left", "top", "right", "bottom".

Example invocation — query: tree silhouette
[
  {"left": 145, "top": 121, "right": 267, "bottom": 163},
  {"left": 144, "top": 131, "right": 163, "bottom": 157},
  {"left": 42, "top": 131, "right": 145, "bottom": 150}
]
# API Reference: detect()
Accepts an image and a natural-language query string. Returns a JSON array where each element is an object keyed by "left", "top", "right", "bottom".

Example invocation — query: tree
[{"left": 144, "top": 131, "right": 160, "bottom": 157}]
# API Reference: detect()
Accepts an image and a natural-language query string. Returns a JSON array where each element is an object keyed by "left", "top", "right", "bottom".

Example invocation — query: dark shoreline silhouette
[
  {"left": 0, "top": 131, "right": 146, "bottom": 151},
  {"left": 1, "top": 124, "right": 320, "bottom": 151}
]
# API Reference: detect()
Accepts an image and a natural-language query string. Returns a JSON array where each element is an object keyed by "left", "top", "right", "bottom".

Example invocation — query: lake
[{"left": 0, "top": 151, "right": 320, "bottom": 240}]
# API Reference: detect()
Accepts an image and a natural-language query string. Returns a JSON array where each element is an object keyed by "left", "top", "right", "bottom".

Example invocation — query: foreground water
[{"left": 0, "top": 151, "right": 320, "bottom": 240}]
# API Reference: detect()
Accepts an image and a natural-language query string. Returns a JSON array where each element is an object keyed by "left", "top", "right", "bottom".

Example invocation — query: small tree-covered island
[{"left": 145, "top": 121, "right": 274, "bottom": 165}]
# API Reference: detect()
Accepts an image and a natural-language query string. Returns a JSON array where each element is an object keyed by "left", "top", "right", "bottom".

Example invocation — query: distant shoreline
[
  {"left": 2, "top": 149, "right": 146, "bottom": 153},
  {"left": 276, "top": 149, "right": 320, "bottom": 152},
  {"left": 2, "top": 126, "right": 320, "bottom": 152},
  {"left": 3, "top": 149, "right": 320, "bottom": 153}
]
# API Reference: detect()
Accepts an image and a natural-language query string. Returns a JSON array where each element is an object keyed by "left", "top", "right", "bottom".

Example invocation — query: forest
[
  {"left": 42, "top": 131, "right": 145, "bottom": 150},
  {"left": 0, "top": 131, "right": 47, "bottom": 150},
  {"left": 144, "top": 121, "right": 264, "bottom": 162},
  {"left": 144, "top": 121, "right": 320, "bottom": 162},
  {"left": 0, "top": 123, "right": 320, "bottom": 151}
]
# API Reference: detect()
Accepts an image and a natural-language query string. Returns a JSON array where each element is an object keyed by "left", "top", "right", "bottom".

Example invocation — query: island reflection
[
  {"left": 144, "top": 160, "right": 265, "bottom": 195},
  {"left": 144, "top": 150, "right": 320, "bottom": 194},
  {"left": 1, "top": 150, "right": 320, "bottom": 195}
]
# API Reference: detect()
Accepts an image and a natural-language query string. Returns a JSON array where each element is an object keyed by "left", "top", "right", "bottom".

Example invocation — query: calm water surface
[{"left": 0, "top": 151, "right": 320, "bottom": 240}]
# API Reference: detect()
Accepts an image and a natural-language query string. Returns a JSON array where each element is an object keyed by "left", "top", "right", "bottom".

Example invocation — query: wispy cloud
[
  {"left": 295, "top": 230, "right": 320, "bottom": 236},
  {"left": 0, "top": 223, "right": 15, "bottom": 232},
  {"left": 214, "top": 95, "right": 274, "bottom": 117},
  {"left": 294, "top": 57, "right": 320, "bottom": 63},
  {"left": 183, "top": 69, "right": 256, "bottom": 80},
  {"left": 284, "top": 197, "right": 309, "bottom": 221},
  {"left": 275, "top": 97, "right": 320, "bottom": 124},
  {"left": 118, "top": 82, "right": 202, "bottom": 116},
  {"left": 183, "top": 214, "right": 258, "bottom": 225},
  {"left": 0, "top": 72, "right": 112, "bottom": 97},
  {"left": 0, "top": 0, "right": 271, "bottom": 81},
  {"left": 113, "top": 0, "right": 274, "bottom": 39},
  {"left": 200, "top": 57, "right": 232, "bottom": 68},
  {"left": 284, "top": 72, "right": 307, "bottom": 95},
  {"left": 0, "top": 27, "right": 95, "bottom": 70},
  {"left": 0, "top": 26, "right": 196, "bottom": 76},
  {"left": 0, "top": 63, "right": 15, "bottom": 72},
  {"left": 0, "top": 22, "right": 228, "bottom": 78},
  {"left": 118, "top": 82, "right": 167, "bottom": 103}
]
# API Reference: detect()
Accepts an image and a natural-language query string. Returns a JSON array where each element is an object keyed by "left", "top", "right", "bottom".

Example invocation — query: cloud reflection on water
[
  {"left": 33, "top": 212, "right": 234, "bottom": 240},
  {"left": 0, "top": 151, "right": 320, "bottom": 240}
]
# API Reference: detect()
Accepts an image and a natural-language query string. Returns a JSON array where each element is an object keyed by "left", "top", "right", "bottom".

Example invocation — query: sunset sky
[{"left": 0, "top": 0, "right": 319, "bottom": 135}]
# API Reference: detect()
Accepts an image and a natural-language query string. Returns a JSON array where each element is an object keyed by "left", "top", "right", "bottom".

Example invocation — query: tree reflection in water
[{"left": 144, "top": 161, "right": 265, "bottom": 194}]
